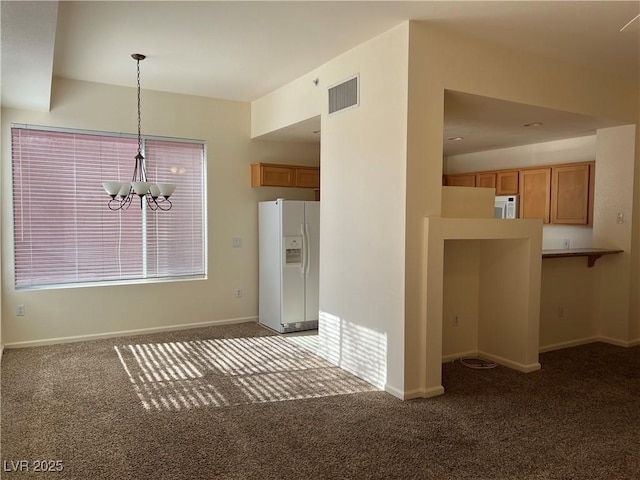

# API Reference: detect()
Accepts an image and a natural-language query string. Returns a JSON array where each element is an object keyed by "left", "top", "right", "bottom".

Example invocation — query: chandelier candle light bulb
[
  {"left": 157, "top": 183, "right": 177, "bottom": 198},
  {"left": 149, "top": 184, "right": 161, "bottom": 198},
  {"left": 132, "top": 181, "right": 150, "bottom": 195},
  {"left": 102, "top": 53, "right": 176, "bottom": 211},
  {"left": 102, "top": 181, "right": 123, "bottom": 198},
  {"left": 118, "top": 183, "right": 131, "bottom": 197}
]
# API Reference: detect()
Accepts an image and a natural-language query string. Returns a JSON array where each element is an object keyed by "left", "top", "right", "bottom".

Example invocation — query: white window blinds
[{"left": 11, "top": 126, "right": 206, "bottom": 289}]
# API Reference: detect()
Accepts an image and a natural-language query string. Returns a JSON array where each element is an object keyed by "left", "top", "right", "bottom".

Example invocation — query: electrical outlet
[
  {"left": 232, "top": 237, "right": 242, "bottom": 248},
  {"left": 562, "top": 238, "right": 570, "bottom": 249},
  {"left": 452, "top": 314, "right": 459, "bottom": 327},
  {"left": 616, "top": 213, "right": 624, "bottom": 224},
  {"left": 16, "top": 304, "right": 25, "bottom": 316},
  {"left": 234, "top": 288, "right": 242, "bottom": 298}
]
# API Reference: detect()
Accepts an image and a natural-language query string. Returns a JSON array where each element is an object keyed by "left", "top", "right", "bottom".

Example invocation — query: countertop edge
[{"left": 542, "top": 248, "right": 624, "bottom": 257}]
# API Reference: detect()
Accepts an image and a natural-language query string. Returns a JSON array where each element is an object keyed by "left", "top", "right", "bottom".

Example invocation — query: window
[{"left": 11, "top": 126, "right": 206, "bottom": 289}]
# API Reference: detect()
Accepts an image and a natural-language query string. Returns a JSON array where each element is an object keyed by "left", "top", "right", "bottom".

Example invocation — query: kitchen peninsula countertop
[{"left": 542, "top": 248, "right": 623, "bottom": 267}]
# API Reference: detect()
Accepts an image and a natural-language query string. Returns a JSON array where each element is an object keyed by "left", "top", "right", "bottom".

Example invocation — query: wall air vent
[{"left": 328, "top": 74, "right": 359, "bottom": 115}]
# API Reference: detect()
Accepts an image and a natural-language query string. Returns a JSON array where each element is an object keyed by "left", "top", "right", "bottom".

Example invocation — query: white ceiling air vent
[{"left": 328, "top": 74, "right": 359, "bottom": 115}]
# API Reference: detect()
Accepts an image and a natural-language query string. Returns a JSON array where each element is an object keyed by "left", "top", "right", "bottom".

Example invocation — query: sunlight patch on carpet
[{"left": 114, "top": 336, "right": 378, "bottom": 411}]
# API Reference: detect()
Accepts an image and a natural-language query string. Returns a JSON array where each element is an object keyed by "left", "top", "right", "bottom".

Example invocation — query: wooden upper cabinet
[
  {"left": 519, "top": 168, "right": 551, "bottom": 223},
  {"left": 445, "top": 173, "right": 476, "bottom": 187},
  {"left": 551, "top": 162, "right": 593, "bottom": 225},
  {"left": 251, "top": 163, "right": 320, "bottom": 189},
  {"left": 252, "top": 164, "right": 295, "bottom": 187},
  {"left": 447, "top": 169, "right": 518, "bottom": 193},
  {"left": 496, "top": 170, "right": 519, "bottom": 195},
  {"left": 295, "top": 167, "right": 320, "bottom": 189},
  {"left": 475, "top": 172, "right": 496, "bottom": 189}
]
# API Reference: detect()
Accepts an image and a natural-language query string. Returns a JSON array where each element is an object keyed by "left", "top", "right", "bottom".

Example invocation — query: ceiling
[
  {"left": 442, "top": 91, "right": 626, "bottom": 156},
  {"left": 2, "top": 1, "right": 638, "bottom": 154}
]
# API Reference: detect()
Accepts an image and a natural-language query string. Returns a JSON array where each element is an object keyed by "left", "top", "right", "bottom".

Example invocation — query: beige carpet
[{"left": 2, "top": 322, "right": 639, "bottom": 479}]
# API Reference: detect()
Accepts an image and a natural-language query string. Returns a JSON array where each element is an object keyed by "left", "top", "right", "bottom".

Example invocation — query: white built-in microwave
[{"left": 495, "top": 195, "right": 519, "bottom": 219}]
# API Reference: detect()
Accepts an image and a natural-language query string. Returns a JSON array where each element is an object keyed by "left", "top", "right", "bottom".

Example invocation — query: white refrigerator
[{"left": 258, "top": 200, "right": 320, "bottom": 333}]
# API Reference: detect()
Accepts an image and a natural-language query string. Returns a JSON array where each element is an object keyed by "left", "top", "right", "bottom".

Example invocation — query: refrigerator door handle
[
  {"left": 304, "top": 222, "right": 311, "bottom": 278},
  {"left": 300, "top": 223, "right": 307, "bottom": 277}
]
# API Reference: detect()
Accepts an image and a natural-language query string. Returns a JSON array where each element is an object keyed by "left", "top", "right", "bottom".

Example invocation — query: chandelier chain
[{"left": 136, "top": 57, "right": 142, "bottom": 157}]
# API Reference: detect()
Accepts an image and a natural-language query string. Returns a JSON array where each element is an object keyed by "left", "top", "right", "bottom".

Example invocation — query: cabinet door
[
  {"left": 519, "top": 168, "right": 551, "bottom": 223},
  {"left": 445, "top": 174, "right": 476, "bottom": 187},
  {"left": 295, "top": 167, "right": 320, "bottom": 188},
  {"left": 261, "top": 165, "right": 295, "bottom": 187},
  {"left": 551, "top": 163, "right": 591, "bottom": 225},
  {"left": 476, "top": 172, "right": 496, "bottom": 188},
  {"left": 496, "top": 170, "right": 519, "bottom": 195}
]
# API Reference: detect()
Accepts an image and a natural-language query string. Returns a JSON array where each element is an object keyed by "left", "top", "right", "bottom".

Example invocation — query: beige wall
[
  {"left": 324, "top": 23, "right": 409, "bottom": 394},
  {"left": 445, "top": 135, "right": 598, "bottom": 175},
  {"left": 633, "top": 117, "right": 640, "bottom": 342},
  {"left": 251, "top": 69, "right": 324, "bottom": 140},
  {"left": 0, "top": 102, "right": 3, "bottom": 354},
  {"left": 593, "top": 125, "right": 637, "bottom": 344},
  {"left": 317, "top": 24, "right": 410, "bottom": 395},
  {"left": 1, "top": 77, "right": 319, "bottom": 346},
  {"left": 441, "top": 186, "right": 494, "bottom": 219},
  {"left": 442, "top": 240, "right": 479, "bottom": 360},
  {"left": 539, "top": 257, "right": 599, "bottom": 350}
]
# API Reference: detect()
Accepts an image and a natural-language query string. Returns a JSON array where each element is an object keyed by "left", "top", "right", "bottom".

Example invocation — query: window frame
[{"left": 11, "top": 123, "right": 208, "bottom": 291}]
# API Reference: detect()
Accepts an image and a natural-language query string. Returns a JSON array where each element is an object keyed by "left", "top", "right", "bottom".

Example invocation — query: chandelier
[{"left": 102, "top": 53, "right": 176, "bottom": 211}]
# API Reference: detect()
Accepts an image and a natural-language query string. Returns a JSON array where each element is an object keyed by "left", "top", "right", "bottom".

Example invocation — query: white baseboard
[
  {"left": 540, "top": 336, "right": 640, "bottom": 352},
  {"left": 442, "top": 350, "right": 540, "bottom": 372},
  {"left": 597, "top": 335, "right": 640, "bottom": 348},
  {"left": 402, "top": 385, "right": 445, "bottom": 400},
  {"left": 446, "top": 337, "right": 638, "bottom": 366},
  {"left": 477, "top": 350, "right": 541, "bottom": 373},
  {"left": 442, "top": 350, "right": 478, "bottom": 364},
  {"left": 539, "top": 336, "right": 599, "bottom": 353},
  {"left": 0, "top": 343, "right": 4, "bottom": 366},
  {"left": 3, "top": 316, "right": 258, "bottom": 349},
  {"left": 384, "top": 384, "right": 405, "bottom": 400},
  {"left": 386, "top": 384, "right": 448, "bottom": 400}
]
